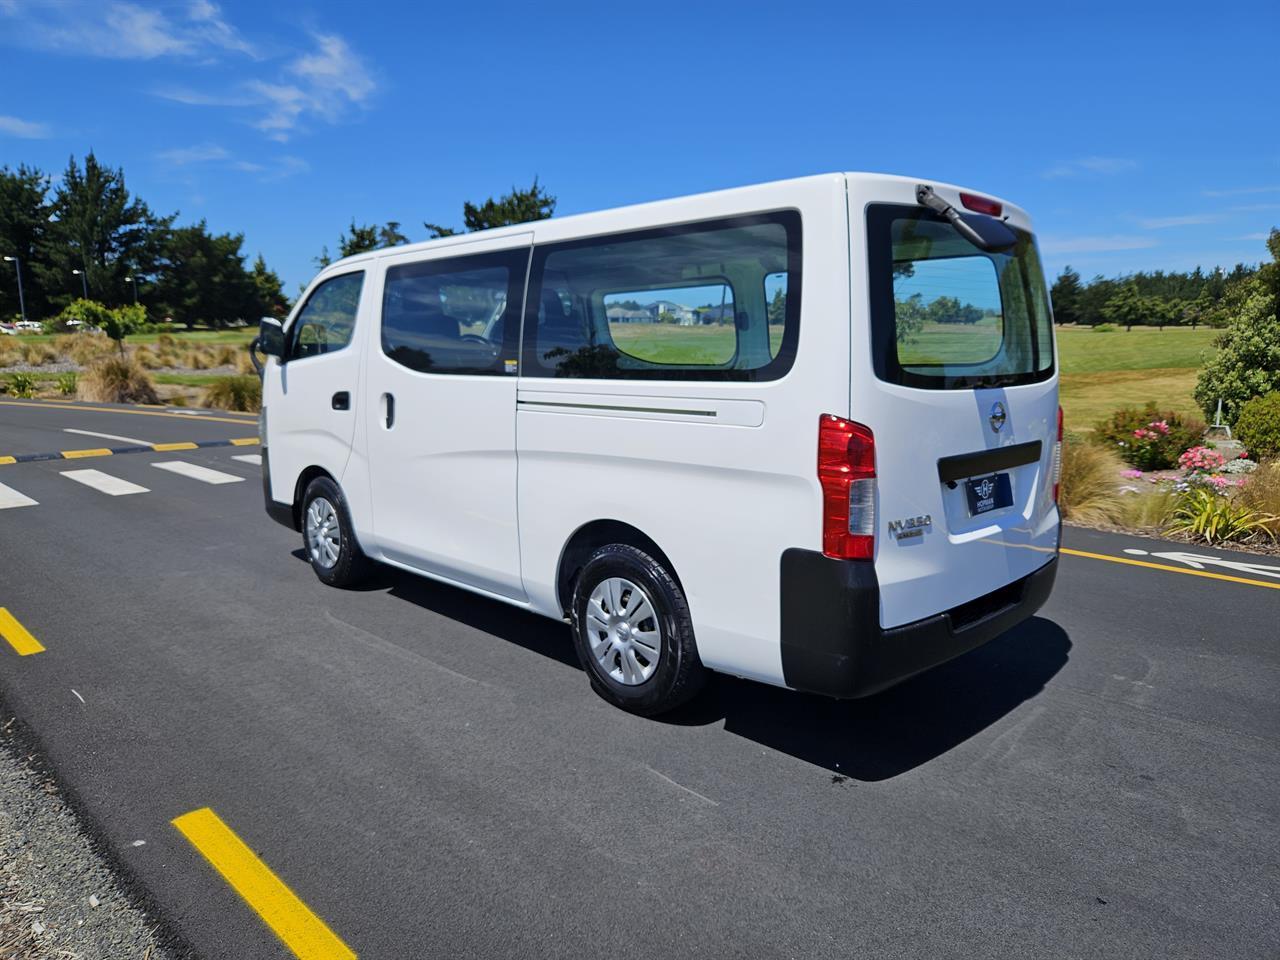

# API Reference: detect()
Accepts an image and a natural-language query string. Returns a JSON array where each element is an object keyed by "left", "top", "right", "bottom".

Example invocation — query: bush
[
  {"left": 5, "top": 372, "right": 37, "bottom": 398},
  {"left": 1240, "top": 461, "right": 1280, "bottom": 539},
  {"left": 1092, "top": 323, "right": 1118, "bottom": 333},
  {"left": 1094, "top": 403, "right": 1204, "bottom": 470},
  {"left": 56, "top": 372, "right": 77, "bottom": 395},
  {"left": 1167, "top": 489, "right": 1277, "bottom": 544},
  {"left": 203, "top": 374, "right": 261, "bottom": 412},
  {"left": 1233, "top": 392, "right": 1280, "bottom": 462},
  {"left": 1193, "top": 285, "right": 1280, "bottom": 423},
  {"left": 78, "top": 355, "right": 159, "bottom": 404},
  {"left": 1058, "top": 435, "right": 1126, "bottom": 524}
]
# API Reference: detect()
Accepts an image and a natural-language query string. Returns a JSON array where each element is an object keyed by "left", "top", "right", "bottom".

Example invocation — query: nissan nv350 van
[{"left": 253, "top": 173, "right": 1060, "bottom": 715}]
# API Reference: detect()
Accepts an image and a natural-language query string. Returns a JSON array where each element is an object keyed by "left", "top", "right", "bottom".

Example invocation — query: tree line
[
  {"left": 0, "top": 152, "right": 290, "bottom": 327},
  {"left": 1049, "top": 261, "right": 1259, "bottom": 330}
]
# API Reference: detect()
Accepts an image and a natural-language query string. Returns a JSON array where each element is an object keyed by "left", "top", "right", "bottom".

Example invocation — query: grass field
[
  {"left": 1055, "top": 326, "right": 1217, "bottom": 430},
  {"left": 16, "top": 328, "right": 256, "bottom": 345}
]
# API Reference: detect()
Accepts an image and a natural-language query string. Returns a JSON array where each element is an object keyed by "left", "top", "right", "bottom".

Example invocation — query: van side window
[
  {"left": 381, "top": 248, "right": 527, "bottom": 375},
  {"left": 289, "top": 272, "right": 364, "bottom": 360},
  {"left": 521, "top": 212, "right": 801, "bottom": 381}
]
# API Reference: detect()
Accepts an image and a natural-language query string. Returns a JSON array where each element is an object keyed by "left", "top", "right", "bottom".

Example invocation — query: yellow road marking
[
  {"left": 0, "top": 608, "right": 45, "bottom": 656},
  {"left": 172, "top": 808, "right": 356, "bottom": 960},
  {"left": 0, "top": 456, "right": 14, "bottom": 465},
  {"left": 151, "top": 441, "right": 198, "bottom": 451},
  {"left": 1060, "top": 547, "right": 1280, "bottom": 591},
  {"left": 0, "top": 399, "right": 256, "bottom": 425},
  {"left": 230, "top": 437, "right": 260, "bottom": 446},
  {"left": 60, "top": 447, "right": 112, "bottom": 459}
]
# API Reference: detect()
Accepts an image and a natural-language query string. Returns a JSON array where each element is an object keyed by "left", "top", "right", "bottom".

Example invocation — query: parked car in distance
[
  {"left": 0, "top": 323, "right": 15, "bottom": 335},
  {"left": 254, "top": 172, "right": 1061, "bottom": 715},
  {"left": 14, "top": 320, "right": 42, "bottom": 331}
]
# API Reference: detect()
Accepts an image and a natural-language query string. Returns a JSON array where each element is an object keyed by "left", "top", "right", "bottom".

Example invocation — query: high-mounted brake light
[
  {"left": 959, "top": 192, "right": 1003, "bottom": 217},
  {"left": 818, "top": 415, "right": 876, "bottom": 560},
  {"left": 1052, "top": 405, "right": 1063, "bottom": 504}
]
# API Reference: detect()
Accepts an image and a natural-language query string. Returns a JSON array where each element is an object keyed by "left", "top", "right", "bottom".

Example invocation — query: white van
[{"left": 254, "top": 173, "right": 1060, "bottom": 715}]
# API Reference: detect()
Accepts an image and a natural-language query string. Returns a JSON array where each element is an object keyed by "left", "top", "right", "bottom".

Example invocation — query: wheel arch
[
  {"left": 555, "top": 519, "right": 683, "bottom": 618},
  {"left": 290, "top": 464, "right": 337, "bottom": 530}
]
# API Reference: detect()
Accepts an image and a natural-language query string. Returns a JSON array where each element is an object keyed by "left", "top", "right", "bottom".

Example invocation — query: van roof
[{"left": 318, "top": 171, "right": 1031, "bottom": 274}]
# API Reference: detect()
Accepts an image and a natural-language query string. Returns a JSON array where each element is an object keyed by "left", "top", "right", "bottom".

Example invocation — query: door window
[
  {"left": 288, "top": 272, "right": 364, "bottom": 360},
  {"left": 381, "top": 249, "right": 527, "bottom": 375}
]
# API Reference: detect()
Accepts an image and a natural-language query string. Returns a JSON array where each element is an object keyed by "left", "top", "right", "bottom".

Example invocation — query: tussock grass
[
  {"left": 1240, "top": 461, "right": 1280, "bottom": 539},
  {"left": 78, "top": 355, "right": 159, "bottom": 404},
  {"left": 202, "top": 374, "right": 261, "bottom": 412},
  {"left": 1058, "top": 435, "right": 1127, "bottom": 525}
]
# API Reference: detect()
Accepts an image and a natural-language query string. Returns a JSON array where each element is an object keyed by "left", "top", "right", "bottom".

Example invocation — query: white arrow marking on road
[{"left": 1123, "top": 548, "right": 1280, "bottom": 580}]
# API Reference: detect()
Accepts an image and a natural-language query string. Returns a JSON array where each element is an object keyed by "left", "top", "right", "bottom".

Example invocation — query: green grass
[
  {"left": 152, "top": 372, "right": 228, "bottom": 386},
  {"left": 19, "top": 328, "right": 256, "bottom": 345},
  {"left": 608, "top": 323, "right": 784, "bottom": 364},
  {"left": 898, "top": 318, "right": 1003, "bottom": 365}
]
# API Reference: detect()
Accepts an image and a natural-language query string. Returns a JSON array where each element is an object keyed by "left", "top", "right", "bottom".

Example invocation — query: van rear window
[{"left": 866, "top": 204, "right": 1054, "bottom": 389}]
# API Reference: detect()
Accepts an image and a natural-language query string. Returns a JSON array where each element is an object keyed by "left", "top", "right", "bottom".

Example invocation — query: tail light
[
  {"left": 818, "top": 414, "right": 876, "bottom": 560},
  {"left": 1052, "top": 405, "right": 1063, "bottom": 503}
]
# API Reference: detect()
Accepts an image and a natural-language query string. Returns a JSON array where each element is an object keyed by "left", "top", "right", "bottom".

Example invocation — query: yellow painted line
[
  {"left": 230, "top": 437, "right": 260, "bottom": 446},
  {"left": 172, "top": 808, "right": 356, "bottom": 960},
  {"left": 0, "top": 456, "right": 14, "bottom": 465},
  {"left": 151, "top": 441, "right": 198, "bottom": 451},
  {"left": 0, "top": 399, "right": 256, "bottom": 426},
  {"left": 60, "top": 447, "right": 113, "bottom": 459},
  {"left": 0, "top": 608, "right": 45, "bottom": 656},
  {"left": 1060, "top": 547, "right": 1280, "bottom": 591}
]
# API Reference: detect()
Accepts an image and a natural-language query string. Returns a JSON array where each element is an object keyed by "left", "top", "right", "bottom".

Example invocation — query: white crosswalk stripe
[
  {"left": 231, "top": 454, "right": 262, "bottom": 466},
  {"left": 61, "top": 468, "right": 150, "bottom": 496},
  {"left": 150, "top": 460, "right": 244, "bottom": 485},
  {"left": 0, "top": 481, "right": 38, "bottom": 510}
]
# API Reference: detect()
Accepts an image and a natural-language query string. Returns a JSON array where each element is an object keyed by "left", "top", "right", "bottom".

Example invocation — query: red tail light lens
[
  {"left": 1052, "top": 405, "right": 1063, "bottom": 504},
  {"left": 959, "top": 192, "right": 1003, "bottom": 217},
  {"left": 818, "top": 414, "right": 876, "bottom": 560}
]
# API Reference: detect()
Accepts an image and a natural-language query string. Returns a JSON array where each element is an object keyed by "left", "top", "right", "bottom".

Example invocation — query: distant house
[
  {"left": 606, "top": 305, "right": 653, "bottom": 323},
  {"left": 646, "top": 300, "right": 697, "bottom": 325},
  {"left": 698, "top": 304, "right": 735, "bottom": 324}
]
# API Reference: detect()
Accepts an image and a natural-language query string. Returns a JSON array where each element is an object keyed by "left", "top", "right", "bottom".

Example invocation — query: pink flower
[
  {"left": 1150, "top": 420, "right": 1170, "bottom": 435},
  {"left": 1121, "top": 469, "right": 1143, "bottom": 479},
  {"left": 1133, "top": 428, "right": 1150, "bottom": 439}
]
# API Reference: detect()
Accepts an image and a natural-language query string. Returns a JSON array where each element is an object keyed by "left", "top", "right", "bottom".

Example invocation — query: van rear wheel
[
  {"left": 571, "top": 544, "right": 705, "bottom": 716},
  {"left": 301, "top": 476, "right": 370, "bottom": 588}
]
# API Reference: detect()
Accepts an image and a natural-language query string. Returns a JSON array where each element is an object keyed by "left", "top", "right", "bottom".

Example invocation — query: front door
[{"left": 363, "top": 235, "right": 530, "bottom": 600}]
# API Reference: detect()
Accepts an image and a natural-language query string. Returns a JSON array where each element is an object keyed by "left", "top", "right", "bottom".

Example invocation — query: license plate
[{"left": 965, "top": 473, "right": 1012, "bottom": 516}]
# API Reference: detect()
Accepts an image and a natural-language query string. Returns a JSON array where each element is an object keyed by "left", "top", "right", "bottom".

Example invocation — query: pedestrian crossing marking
[{"left": 61, "top": 469, "right": 150, "bottom": 496}]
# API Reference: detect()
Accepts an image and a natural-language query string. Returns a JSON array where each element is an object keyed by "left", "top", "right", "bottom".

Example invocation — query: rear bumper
[
  {"left": 261, "top": 448, "right": 296, "bottom": 531},
  {"left": 779, "top": 549, "right": 1058, "bottom": 698}
]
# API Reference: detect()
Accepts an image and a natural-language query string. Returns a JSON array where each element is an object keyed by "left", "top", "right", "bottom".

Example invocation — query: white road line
[
  {"left": 63, "top": 428, "right": 153, "bottom": 446},
  {"left": 151, "top": 461, "right": 244, "bottom": 485},
  {"left": 231, "top": 454, "right": 262, "bottom": 465},
  {"left": 61, "top": 469, "right": 150, "bottom": 496},
  {"left": 0, "top": 481, "right": 38, "bottom": 510}
]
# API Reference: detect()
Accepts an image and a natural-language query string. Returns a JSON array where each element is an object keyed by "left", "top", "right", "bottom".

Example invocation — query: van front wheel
[
  {"left": 301, "top": 476, "right": 370, "bottom": 588},
  {"left": 571, "top": 544, "right": 705, "bottom": 716}
]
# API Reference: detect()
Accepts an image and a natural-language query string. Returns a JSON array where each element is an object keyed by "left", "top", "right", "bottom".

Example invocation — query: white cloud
[
  {"left": 1137, "top": 213, "right": 1223, "bottom": 229},
  {"left": 1038, "top": 235, "right": 1158, "bottom": 255},
  {"left": 0, "top": 114, "right": 52, "bottom": 138},
  {"left": 2, "top": 1, "right": 253, "bottom": 60},
  {"left": 156, "top": 143, "right": 231, "bottom": 165},
  {"left": 153, "top": 86, "right": 257, "bottom": 107},
  {"left": 1203, "top": 185, "right": 1280, "bottom": 198},
  {"left": 1238, "top": 232, "right": 1270, "bottom": 241},
  {"left": 246, "top": 33, "right": 376, "bottom": 139},
  {"left": 1042, "top": 157, "right": 1138, "bottom": 179}
]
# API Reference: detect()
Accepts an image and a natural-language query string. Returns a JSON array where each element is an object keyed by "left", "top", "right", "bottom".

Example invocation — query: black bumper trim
[
  {"left": 780, "top": 549, "right": 1058, "bottom": 698},
  {"left": 261, "top": 448, "right": 296, "bottom": 530},
  {"left": 937, "top": 440, "right": 1042, "bottom": 484}
]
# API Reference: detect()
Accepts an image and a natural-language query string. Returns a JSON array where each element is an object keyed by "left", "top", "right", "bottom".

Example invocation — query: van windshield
[{"left": 866, "top": 203, "right": 1054, "bottom": 389}]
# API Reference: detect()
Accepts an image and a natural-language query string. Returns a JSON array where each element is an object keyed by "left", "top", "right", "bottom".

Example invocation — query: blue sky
[{"left": 1, "top": 0, "right": 1277, "bottom": 294}]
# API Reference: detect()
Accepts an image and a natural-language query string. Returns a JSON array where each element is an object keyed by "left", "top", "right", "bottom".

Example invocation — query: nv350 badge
[{"left": 888, "top": 514, "right": 933, "bottom": 540}]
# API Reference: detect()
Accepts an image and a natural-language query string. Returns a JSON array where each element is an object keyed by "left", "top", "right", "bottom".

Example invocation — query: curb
[{"left": 0, "top": 437, "right": 259, "bottom": 466}]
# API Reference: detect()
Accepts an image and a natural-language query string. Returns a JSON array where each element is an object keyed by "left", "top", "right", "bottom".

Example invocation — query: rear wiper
[{"left": 916, "top": 185, "right": 1017, "bottom": 253}]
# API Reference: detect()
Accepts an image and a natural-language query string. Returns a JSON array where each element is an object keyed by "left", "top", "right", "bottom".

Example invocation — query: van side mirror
[{"left": 250, "top": 317, "right": 286, "bottom": 374}]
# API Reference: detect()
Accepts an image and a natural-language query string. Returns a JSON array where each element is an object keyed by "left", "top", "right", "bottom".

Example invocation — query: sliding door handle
[
  {"left": 331, "top": 391, "right": 350, "bottom": 410},
  {"left": 382, "top": 392, "right": 395, "bottom": 429}
]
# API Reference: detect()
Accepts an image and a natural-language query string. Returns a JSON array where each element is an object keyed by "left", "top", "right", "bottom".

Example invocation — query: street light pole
[
  {"left": 72, "top": 269, "right": 88, "bottom": 300},
  {"left": 2, "top": 256, "right": 25, "bottom": 324}
]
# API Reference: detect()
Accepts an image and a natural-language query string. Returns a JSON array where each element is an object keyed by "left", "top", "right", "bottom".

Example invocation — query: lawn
[
  {"left": 18, "top": 327, "right": 256, "bottom": 345},
  {"left": 1055, "top": 326, "right": 1218, "bottom": 431}
]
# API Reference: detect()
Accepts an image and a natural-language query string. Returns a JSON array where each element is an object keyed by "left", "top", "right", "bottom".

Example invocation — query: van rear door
[{"left": 849, "top": 182, "right": 1059, "bottom": 629}]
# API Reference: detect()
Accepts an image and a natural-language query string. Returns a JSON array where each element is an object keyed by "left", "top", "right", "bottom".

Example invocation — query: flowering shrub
[
  {"left": 1179, "top": 446, "right": 1228, "bottom": 474},
  {"left": 1222, "top": 458, "right": 1258, "bottom": 475},
  {"left": 1095, "top": 403, "right": 1204, "bottom": 470},
  {"left": 1121, "top": 469, "right": 1143, "bottom": 479}
]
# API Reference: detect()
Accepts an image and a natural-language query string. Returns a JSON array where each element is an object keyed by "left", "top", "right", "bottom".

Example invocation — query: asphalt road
[{"left": 0, "top": 399, "right": 1277, "bottom": 959}]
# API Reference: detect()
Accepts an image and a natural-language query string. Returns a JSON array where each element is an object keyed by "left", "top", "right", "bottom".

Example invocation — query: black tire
[
  {"left": 300, "top": 476, "right": 370, "bottom": 588},
  {"left": 570, "top": 543, "right": 706, "bottom": 716}
]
